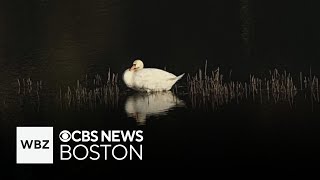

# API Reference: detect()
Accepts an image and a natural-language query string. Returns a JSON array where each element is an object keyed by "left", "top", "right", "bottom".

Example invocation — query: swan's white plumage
[{"left": 123, "top": 60, "right": 184, "bottom": 92}]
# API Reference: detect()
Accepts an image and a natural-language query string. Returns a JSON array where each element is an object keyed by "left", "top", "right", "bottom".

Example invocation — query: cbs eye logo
[{"left": 59, "top": 130, "right": 71, "bottom": 142}]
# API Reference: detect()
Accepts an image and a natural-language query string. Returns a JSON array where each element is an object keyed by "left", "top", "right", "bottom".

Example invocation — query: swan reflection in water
[{"left": 124, "top": 91, "right": 185, "bottom": 125}]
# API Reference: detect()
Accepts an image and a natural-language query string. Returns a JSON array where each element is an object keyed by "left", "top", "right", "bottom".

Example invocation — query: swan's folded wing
[{"left": 133, "top": 68, "right": 177, "bottom": 90}]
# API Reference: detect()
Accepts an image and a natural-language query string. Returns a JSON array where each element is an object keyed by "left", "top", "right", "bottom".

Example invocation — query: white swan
[
  {"left": 124, "top": 91, "right": 185, "bottom": 125},
  {"left": 123, "top": 59, "right": 184, "bottom": 92}
]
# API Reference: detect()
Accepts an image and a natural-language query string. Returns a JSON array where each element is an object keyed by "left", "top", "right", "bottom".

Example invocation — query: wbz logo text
[{"left": 16, "top": 127, "right": 53, "bottom": 164}]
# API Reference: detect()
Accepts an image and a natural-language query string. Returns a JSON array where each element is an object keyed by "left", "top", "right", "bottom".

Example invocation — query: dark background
[{"left": 1, "top": 0, "right": 319, "bottom": 77}]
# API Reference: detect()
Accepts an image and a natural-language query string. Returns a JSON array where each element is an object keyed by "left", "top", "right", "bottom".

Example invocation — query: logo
[
  {"left": 59, "top": 130, "right": 143, "bottom": 160},
  {"left": 59, "top": 130, "right": 71, "bottom": 142},
  {"left": 16, "top": 127, "right": 53, "bottom": 164},
  {"left": 16, "top": 128, "right": 143, "bottom": 163}
]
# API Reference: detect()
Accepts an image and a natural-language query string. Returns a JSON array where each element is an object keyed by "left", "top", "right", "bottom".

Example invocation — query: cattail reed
[
  {"left": 59, "top": 70, "right": 119, "bottom": 110},
  {"left": 186, "top": 62, "right": 318, "bottom": 110},
  {"left": 16, "top": 77, "right": 42, "bottom": 111}
]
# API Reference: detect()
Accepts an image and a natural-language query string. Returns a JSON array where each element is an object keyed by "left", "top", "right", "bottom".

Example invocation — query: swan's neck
[{"left": 123, "top": 69, "right": 134, "bottom": 87}]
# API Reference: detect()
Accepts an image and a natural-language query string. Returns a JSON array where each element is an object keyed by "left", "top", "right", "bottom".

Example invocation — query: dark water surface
[{"left": 1, "top": 0, "right": 320, "bottom": 176}]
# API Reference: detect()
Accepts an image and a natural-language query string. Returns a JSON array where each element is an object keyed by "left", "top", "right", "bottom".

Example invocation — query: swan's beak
[{"left": 129, "top": 64, "right": 136, "bottom": 71}]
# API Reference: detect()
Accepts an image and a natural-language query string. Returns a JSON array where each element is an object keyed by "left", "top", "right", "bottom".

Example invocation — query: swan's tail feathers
[{"left": 176, "top": 73, "right": 185, "bottom": 81}]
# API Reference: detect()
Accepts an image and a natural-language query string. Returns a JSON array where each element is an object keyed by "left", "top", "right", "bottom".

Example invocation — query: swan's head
[{"left": 130, "top": 59, "right": 144, "bottom": 71}]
